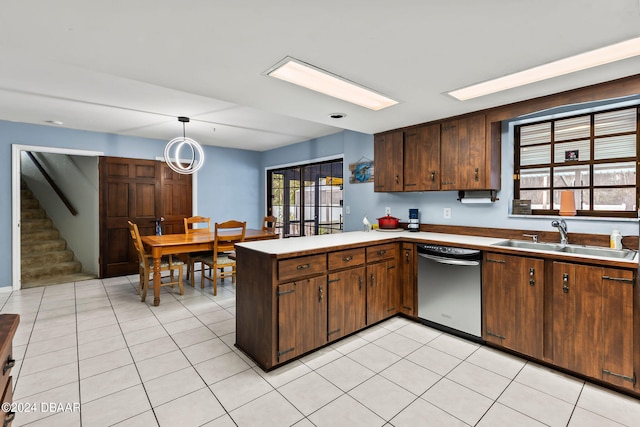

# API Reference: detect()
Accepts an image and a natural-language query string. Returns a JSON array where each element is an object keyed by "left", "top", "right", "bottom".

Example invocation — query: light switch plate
[
  {"left": 345, "top": 206, "right": 350, "bottom": 214},
  {"left": 385, "top": 207, "right": 391, "bottom": 215},
  {"left": 443, "top": 207, "right": 451, "bottom": 219}
]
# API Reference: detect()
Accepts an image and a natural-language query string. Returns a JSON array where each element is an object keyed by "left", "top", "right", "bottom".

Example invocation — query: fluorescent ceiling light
[
  {"left": 266, "top": 57, "right": 398, "bottom": 111},
  {"left": 448, "top": 36, "right": 640, "bottom": 101}
]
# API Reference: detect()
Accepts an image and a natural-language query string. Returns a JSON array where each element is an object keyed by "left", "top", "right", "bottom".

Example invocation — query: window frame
[{"left": 514, "top": 106, "right": 639, "bottom": 218}]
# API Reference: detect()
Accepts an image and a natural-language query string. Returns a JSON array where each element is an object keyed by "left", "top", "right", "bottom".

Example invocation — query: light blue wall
[{"left": 1, "top": 120, "right": 261, "bottom": 289}]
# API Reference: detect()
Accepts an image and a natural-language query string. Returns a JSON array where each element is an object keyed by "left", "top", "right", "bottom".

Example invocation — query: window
[
  {"left": 515, "top": 106, "right": 638, "bottom": 217},
  {"left": 267, "top": 159, "right": 343, "bottom": 237}
]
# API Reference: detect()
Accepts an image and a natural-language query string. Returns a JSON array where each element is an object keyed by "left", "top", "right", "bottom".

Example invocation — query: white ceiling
[{"left": 1, "top": 1, "right": 639, "bottom": 152}]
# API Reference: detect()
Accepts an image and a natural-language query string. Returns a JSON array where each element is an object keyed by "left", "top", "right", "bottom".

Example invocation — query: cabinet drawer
[
  {"left": 278, "top": 255, "right": 326, "bottom": 282},
  {"left": 328, "top": 248, "right": 365, "bottom": 271},
  {"left": 366, "top": 244, "right": 396, "bottom": 262}
]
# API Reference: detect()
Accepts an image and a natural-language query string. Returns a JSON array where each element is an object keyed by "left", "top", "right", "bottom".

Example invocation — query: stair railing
[{"left": 25, "top": 152, "right": 78, "bottom": 216}]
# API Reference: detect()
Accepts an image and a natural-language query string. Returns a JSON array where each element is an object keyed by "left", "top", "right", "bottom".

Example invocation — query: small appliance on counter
[{"left": 408, "top": 208, "right": 420, "bottom": 232}]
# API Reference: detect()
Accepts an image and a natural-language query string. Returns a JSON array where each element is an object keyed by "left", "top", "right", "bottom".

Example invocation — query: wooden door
[
  {"left": 374, "top": 131, "right": 403, "bottom": 192},
  {"left": 160, "top": 162, "right": 193, "bottom": 234},
  {"left": 327, "top": 266, "right": 366, "bottom": 342},
  {"left": 403, "top": 124, "right": 440, "bottom": 191},
  {"left": 99, "top": 157, "right": 192, "bottom": 277}
]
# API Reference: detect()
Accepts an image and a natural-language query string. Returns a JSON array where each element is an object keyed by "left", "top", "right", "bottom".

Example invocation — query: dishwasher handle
[{"left": 418, "top": 252, "right": 480, "bottom": 266}]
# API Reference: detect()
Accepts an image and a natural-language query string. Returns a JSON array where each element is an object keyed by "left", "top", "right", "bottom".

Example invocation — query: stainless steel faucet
[{"left": 551, "top": 219, "right": 568, "bottom": 246}]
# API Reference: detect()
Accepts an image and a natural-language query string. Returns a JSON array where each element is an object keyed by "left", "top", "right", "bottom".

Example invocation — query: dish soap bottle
[{"left": 610, "top": 228, "right": 622, "bottom": 250}]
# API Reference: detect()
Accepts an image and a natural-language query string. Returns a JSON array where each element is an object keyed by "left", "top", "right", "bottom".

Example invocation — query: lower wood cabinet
[
  {"left": 0, "top": 314, "right": 19, "bottom": 427},
  {"left": 400, "top": 243, "right": 416, "bottom": 315},
  {"left": 277, "top": 277, "right": 327, "bottom": 364},
  {"left": 552, "top": 262, "right": 635, "bottom": 391},
  {"left": 327, "top": 267, "right": 366, "bottom": 342},
  {"left": 366, "top": 245, "right": 399, "bottom": 325},
  {"left": 236, "top": 242, "right": 400, "bottom": 370},
  {"left": 483, "top": 252, "right": 544, "bottom": 359}
]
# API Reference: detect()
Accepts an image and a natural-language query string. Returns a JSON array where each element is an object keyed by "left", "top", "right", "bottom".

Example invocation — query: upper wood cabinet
[
  {"left": 374, "top": 131, "right": 403, "bottom": 192},
  {"left": 440, "top": 114, "right": 501, "bottom": 190},
  {"left": 374, "top": 114, "right": 500, "bottom": 193},
  {"left": 404, "top": 124, "right": 440, "bottom": 191}
]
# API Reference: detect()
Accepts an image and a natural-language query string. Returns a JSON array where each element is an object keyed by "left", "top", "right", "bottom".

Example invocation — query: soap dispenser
[{"left": 610, "top": 228, "right": 622, "bottom": 250}]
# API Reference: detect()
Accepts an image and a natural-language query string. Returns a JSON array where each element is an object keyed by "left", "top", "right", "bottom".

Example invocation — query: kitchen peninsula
[{"left": 235, "top": 230, "right": 640, "bottom": 398}]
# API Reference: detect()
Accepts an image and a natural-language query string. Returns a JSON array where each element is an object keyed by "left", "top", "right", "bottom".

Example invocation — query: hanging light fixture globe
[{"left": 163, "top": 116, "right": 205, "bottom": 174}]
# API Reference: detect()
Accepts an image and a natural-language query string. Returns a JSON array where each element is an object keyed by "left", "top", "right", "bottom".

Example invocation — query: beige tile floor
[{"left": 2, "top": 274, "right": 640, "bottom": 426}]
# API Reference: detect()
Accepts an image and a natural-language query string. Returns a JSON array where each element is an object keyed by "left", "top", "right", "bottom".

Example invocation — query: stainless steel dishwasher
[{"left": 417, "top": 244, "right": 482, "bottom": 339}]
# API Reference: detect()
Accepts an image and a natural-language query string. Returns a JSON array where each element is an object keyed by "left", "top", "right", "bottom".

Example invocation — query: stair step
[
  {"left": 20, "top": 218, "right": 53, "bottom": 232},
  {"left": 21, "top": 229, "right": 60, "bottom": 242},
  {"left": 20, "top": 189, "right": 35, "bottom": 199},
  {"left": 21, "top": 239, "right": 67, "bottom": 255},
  {"left": 21, "top": 209, "right": 46, "bottom": 220},
  {"left": 21, "top": 261, "right": 83, "bottom": 283},
  {"left": 21, "top": 198, "right": 39, "bottom": 209},
  {"left": 22, "top": 250, "right": 74, "bottom": 267},
  {"left": 21, "top": 272, "right": 97, "bottom": 289}
]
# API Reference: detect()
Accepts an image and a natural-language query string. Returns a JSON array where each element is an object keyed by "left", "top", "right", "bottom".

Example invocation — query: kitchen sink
[
  {"left": 493, "top": 240, "right": 562, "bottom": 251},
  {"left": 492, "top": 239, "right": 637, "bottom": 260}
]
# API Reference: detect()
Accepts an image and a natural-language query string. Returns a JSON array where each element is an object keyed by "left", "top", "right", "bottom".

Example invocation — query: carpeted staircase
[{"left": 20, "top": 183, "right": 95, "bottom": 288}]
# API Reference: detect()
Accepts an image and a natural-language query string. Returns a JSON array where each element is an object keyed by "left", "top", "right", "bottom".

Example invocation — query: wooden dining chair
[
  {"left": 262, "top": 215, "right": 277, "bottom": 233},
  {"left": 201, "top": 220, "right": 246, "bottom": 295},
  {"left": 128, "top": 221, "right": 184, "bottom": 301},
  {"left": 183, "top": 216, "right": 211, "bottom": 285}
]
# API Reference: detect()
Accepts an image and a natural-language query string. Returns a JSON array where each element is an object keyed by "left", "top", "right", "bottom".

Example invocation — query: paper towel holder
[{"left": 457, "top": 190, "right": 498, "bottom": 204}]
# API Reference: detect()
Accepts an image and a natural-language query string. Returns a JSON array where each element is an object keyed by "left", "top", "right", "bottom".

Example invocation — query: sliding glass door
[{"left": 267, "top": 159, "right": 343, "bottom": 237}]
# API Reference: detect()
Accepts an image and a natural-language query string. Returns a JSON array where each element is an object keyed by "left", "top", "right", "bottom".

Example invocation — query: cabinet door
[
  {"left": 400, "top": 244, "right": 416, "bottom": 315},
  {"left": 483, "top": 253, "right": 544, "bottom": 359},
  {"left": 277, "top": 277, "right": 327, "bottom": 363},
  {"left": 483, "top": 254, "right": 517, "bottom": 346},
  {"left": 277, "top": 282, "right": 297, "bottom": 364},
  {"left": 367, "top": 262, "right": 387, "bottom": 325},
  {"left": 367, "top": 259, "right": 398, "bottom": 325},
  {"left": 374, "top": 131, "right": 403, "bottom": 192},
  {"left": 440, "top": 115, "right": 486, "bottom": 190},
  {"left": 601, "top": 268, "right": 635, "bottom": 390},
  {"left": 403, "top": 124, "right": 440, "bottom": 191},
  {"left": 552, "top": 263, "right": 603, "bottom": 378},
  {"left": 298, "top": 276, "right": 328, "bottom": 355},
  {"left": 327, "top": 267, "right": 366, "bottom": 341}
]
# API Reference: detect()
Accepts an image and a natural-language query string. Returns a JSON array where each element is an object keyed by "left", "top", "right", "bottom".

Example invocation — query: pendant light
[{"left": 163, "top": 116, "right": 205, "bottom": 174}]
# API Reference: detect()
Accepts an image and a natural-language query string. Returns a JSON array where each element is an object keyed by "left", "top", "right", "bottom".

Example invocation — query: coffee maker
[{"left": 408, "top": 209, "right": 420, "bottom": 232}]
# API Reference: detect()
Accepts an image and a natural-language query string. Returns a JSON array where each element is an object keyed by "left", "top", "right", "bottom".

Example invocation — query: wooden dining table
[{"left": 141, "top": 229, "right": 278, "bottom": 306}]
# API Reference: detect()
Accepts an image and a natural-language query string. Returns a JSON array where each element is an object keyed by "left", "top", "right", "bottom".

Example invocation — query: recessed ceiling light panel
[
  {"left": 448, "top": 36, "right": 640, "bottom": 101},
  {"left": 265, "top": 56, "right": 398, "bottom": 111}
]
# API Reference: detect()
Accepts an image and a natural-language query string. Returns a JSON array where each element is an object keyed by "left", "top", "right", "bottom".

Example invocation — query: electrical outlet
[
  {"left": 443, "top": 207, "right": 451, "bottom": 219},
  {"left": 385, "top": 207, "right": 391, "bottom": 215},
  {"left": 345, "top": 206, "right": 350, "bottom": 214}
]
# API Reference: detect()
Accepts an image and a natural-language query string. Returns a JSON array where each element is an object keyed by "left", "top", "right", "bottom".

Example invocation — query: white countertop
[
  {"left": 236, "top": 230, "right": 638, "bottom": 266},
  {"left": 236, "top": 230, "right": 504, "bottom": 255}
]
